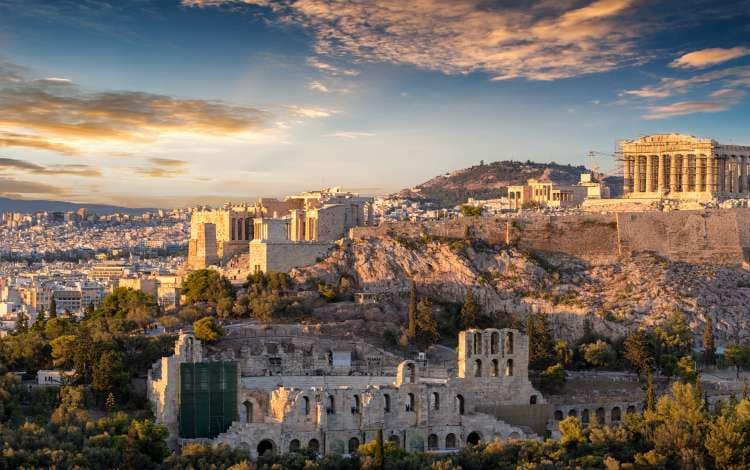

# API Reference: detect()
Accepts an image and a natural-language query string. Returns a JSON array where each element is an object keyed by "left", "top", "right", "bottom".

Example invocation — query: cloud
[
  {"left": 308, "top": 80, "right": 330, "bottom": 93},
  {"left": 0, "top": 177, "right": 68, "bottom": 196},
  {"left": 286, "top": 105, "right": 338, "bottom": 118},
  {"left": 326, "top": 131, "right": 375, "bottom": 140},
  {"left": 134, "top": 167, "right": 189, "bottom": 178},
  {"left": 624, "top": 65, "right": 750, "bottom": 99},
  {"left": 306, "top": 57, "right": 359, "bottom": 77},
  {"left": 0, "top": 157, "right": 101, "bottom": 177},
  {"left": 643, "top": 88, "right": 745, "bottom": 119},
  {"left": 0, "top": 60, "right": 274, "bottom": 155},
  {"left": 185, "top": 0, "right": 648, "bottom": 81},
  {"left": 670, "top": 47, "right": 750, "bottom": 69},
  {"left": 148, "top": 157, "right": 189, "bottom": 167}
]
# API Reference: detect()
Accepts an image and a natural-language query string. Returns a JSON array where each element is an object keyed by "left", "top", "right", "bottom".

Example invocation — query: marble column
[
  {"left": 623, "top": 157, "right": 633, "bottom": 194},
  {"left": 657, "top": 155, "right": 666, "bottom": 193},
  {"left": 695, "top": 156, "right": 703, "bottom": 192},
  {"left": 744, "top": 155, "right": 749, "bottom": 194},
  {"left": 645, "top": 155, "right": 653, "bottom": 193},
  {"left": 706, "top": 156, "right": 715, "bottom": 194},
  {"left": 633, "top": 156, "right": 641, "bottom": 193},
  {"left": 681, "top": 155, "right": 690, "bottom": 192},
  {"left": 669, "top": 154, "right": 679, "bottom": 193}
]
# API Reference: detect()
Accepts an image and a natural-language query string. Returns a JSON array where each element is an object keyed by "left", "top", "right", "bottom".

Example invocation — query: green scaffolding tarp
[{"left": 179, "top": 361, "right": 238, "bottom": 439}]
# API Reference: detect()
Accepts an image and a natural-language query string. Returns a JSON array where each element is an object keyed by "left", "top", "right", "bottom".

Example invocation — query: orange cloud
[
  {"left": 0, "top": 157, "right": 101, "bottom": 177},
  {"left": 186, "top": 0, "right": 643, "bottom": 81},
  {"left": 670, "top": 47, "right": 750, "bottom": 69}
]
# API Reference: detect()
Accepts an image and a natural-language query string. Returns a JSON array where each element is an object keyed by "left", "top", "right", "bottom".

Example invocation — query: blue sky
[{"left": 0, "top": 0, "right": 749, "bottom": 207}]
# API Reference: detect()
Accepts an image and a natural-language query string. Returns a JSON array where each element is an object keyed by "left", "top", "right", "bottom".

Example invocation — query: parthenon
[{"left": 620, "top": 134, "right": 750, "bottom": 200}]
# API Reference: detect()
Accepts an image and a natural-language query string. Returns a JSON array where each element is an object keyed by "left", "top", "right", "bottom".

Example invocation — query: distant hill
[
  {"left": 397, "top": 160, "right": 591, "bottom": 207},
  {"left": 0, "top": 197, "right": 154, "bottom": 215}
]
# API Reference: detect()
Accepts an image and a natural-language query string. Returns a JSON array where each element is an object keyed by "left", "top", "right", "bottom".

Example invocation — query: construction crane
[{"left": 587, "top": 150, "right": 623, "bottom": 178}]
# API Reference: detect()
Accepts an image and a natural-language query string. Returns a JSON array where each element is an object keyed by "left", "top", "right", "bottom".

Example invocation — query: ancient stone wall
[{"left": 248, "top": 241, "right": 332, "bottom": 273}]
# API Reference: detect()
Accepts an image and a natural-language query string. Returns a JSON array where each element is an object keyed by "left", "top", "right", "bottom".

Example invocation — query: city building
[{"left": 507, "top": 178, "right": 587, "bottom": 210}]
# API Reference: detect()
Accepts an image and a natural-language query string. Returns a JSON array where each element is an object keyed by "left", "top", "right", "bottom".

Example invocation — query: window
[
  {"left": 243, "top": 400, "right": 253, "bottom": 423},
  {"left": 456, "top": 394, "right": 465, "bottom": 415},
  {"left": 491, "top": 359, "right": 499, "bottom": 377},
  {"left": 582, "top": 409, "right": 590, "bottom": 424},
  {"left": 303, "top": 396, "right": 310, "bottom": 415},
  {"left": 348, "top": 437, "right": 360, "bottom": 454},
  {"left": 289, "top": 439, "right": 300, "bottom": 452},
  {"left": 554, "top": 410, "right": 563, "bottom": 420},
  {"left": 406, "top": 393, "right": 415, "bottom": 412},
  {"left": 445, "top": 433, "right": 456, "bottom": 449},
  {"left": 474, "top": 359, "right": 482, "bottom": 377},
  {"left": 428, "top": 434, "right": 439, "bottom": 450},
  {"left": 505, "top": 332, "right": 514, "bottom": 354},
  {"left": 406, "top": 363, "right": 416, "bottom": 383},
  {"left": 384, "top": 393, "right": 391, "bottom": 413},
  {"left": 473, "top": 334, "right": 481, "bottom": 354},
  {"left": 611, "top": 407, "right": 621, "bottom": 423},
  {"left": 432, "top": 392, "right": 440, "bottom": 411},
  {"left": 352, "top": 394, "right": 360, "bottom": 414},
  {"left": 327, "top": 395, "right": 335, "bottom": 414},
  {"left": 308, "top": 439, "right": 320, "bottom": 452},
  {"left": 530, "top": 395, "right": 538, "bottom": 405},
  {"left": 491, "top": 332, "right": 499, "bottom": 354},
  {"left": 506, "top": 359, "right": 514, "bottom": 376}
]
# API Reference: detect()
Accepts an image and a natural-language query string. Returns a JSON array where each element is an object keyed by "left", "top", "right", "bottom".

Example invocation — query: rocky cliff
[{"left": 293, "top": 235, "right": 750, "bottom": 345}]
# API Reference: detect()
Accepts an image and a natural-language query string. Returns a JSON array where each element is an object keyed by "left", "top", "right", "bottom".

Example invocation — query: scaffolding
[{"left": 179, "top": 361, "right": 238, "bottom": 439}]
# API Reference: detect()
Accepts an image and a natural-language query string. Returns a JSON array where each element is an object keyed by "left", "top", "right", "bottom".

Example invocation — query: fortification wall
[{"left": 354, "top": 209, "right": 750, "bottom": 266}]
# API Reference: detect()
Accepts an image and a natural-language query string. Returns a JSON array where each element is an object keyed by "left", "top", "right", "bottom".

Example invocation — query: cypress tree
[
  {"left": 374, "top": 428, "right": 384, "bottom": 469},
  {"left": 49, "top": 297, "right": 57, "bottom": 318},
  {"left": 703, "top": 316, "right": 716, "bottom": 366},
  {"left": 16, "top": 311, "right": 28, "bottom": 332},
  {"left": 645, "top": 369, "right": 656, "bottom": 412},
  {"left": 460, "top": 290, "right": 478, "bottom": 329},
  {"left": 407, "top": 280, "right": 417, "bottom": 340},
  {"left": 416, "top": 298, "right": 439, "bottom": 346}
]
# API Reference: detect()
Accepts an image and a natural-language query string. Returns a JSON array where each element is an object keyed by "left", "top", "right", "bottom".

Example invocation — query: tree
[
  {"left": 374, "top": 428, "right": 385, "bottom": 469},
  {"left": 559, "top": 416, "right": 586, "bottom": 447},
  {"left": 181, "top": 269, "right": 233, "bottom": 305},
  {"left": 539, "top": 363, "right": 567, "bottom": 394},
  {"left": 415, "top": 298, "right": 439, "bottom": 346},
  {"left": 250, "top": 291, "right": 283, "bottom": 324},
  {"left": 724, "top": 344, "right": 750, "bottom": 380},
  {"left": 49, "top": 297, "right": 57, "bottom": 318},
  {"left": 527, "top": 313, "right": 554, "bottom": 369},
  {"left": 645, "top": 369, "right": 656, "bottom": 412},
  {"left": 459, "top": 205, "right": 482, "bottom": 217},
  {"left": 32, "top": 308, "right": 46, "bottom": 331},
  {"left": 554, "top": 340, "right": 572, "bottom": 366},
  {"left": 582, "top": 340, "right": 616, "bottom": 368},
  {"left": 407, "top": 281, "right": 417, "bottom": 340},
  {"left": 656, "top": 309, "right": 692, "bottom": 357},
  {"left": 193, "top": 316, "right": 225, "bottom": 343},
  {"left": 650, "top": 382, "right": 708, "bottom": 469},
  {"left": 460, "top": 290, "right": 478, "bottom": 329},
  {"left": 15, "top": 311, "right": 28, "bottom": 332},
  {"left": 704, "top": 316, "right": 716, "bottom": 366},
  {"left": 105, "top": 392, "right": 116, "bottom": 413},
  {"left": 92, "top": 350, "right": 129, "bottom": 399},
  {"left": 677, "top": 355, "right": 698, "bottom": 383},
  {"left": 624, "top": 328, "right": 654, "bottom": 376}
]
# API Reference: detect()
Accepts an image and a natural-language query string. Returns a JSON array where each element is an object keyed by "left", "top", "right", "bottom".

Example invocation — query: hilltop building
[
  {"left": 621, "top": 133, "right": 750, "bottom": 201},
  {"left": 187, "top": 188, "right": 373, "bottom": 273},
  {"left": 507, "top": 177, "right": 588, "bottom": 210}
]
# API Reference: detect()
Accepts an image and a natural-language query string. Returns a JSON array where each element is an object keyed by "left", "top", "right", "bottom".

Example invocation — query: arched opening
[
  {"left": 506, "top": 359, "right": 514, "bottom": 376},
  {"left": 406, "top": 363, "right": 416, "bottom": 383},
  {"left": 554, "top": 410, "right": 564, "bottom": 420},
  {"left": 568, "top": 409, "right": 578, "bottom": 418},
  {"left": 352, "top": 394, "right": 360, "bottom": 414},
  {"left": 387, "top": 435, "right": 400, "bottom": 447},
  {"left": 581, "top": 409, "right": 590, "bottom": 425},
  {"left": 611, "top": 407, "right": 621, "bottom": 423},
  {"left": 257, "top": 439, "right": 275, "bottom": 457},
  {"left": 348, "top": 437, "right": 360, "bottom": 454},
  {"left": 327, "top": 395, "right": 335, "bottom": 414},
  {"left": 407, "top": 393, "right": 415, "bottom": 412},
  {"left": 473, "top": 333, "right": 481, "bottom": 354},
  {"left": 596, "top": 407, "right": 606, "bottom": 425},
  {"left": 456, "top": 394, "right": 465, "bottom": 415},
  {"left": 432, "top": 392, "right": 440, "bottom": 410},
  {"left": 243, "top": 400, "right": 253, "bottom": 423},
  {"left": 491, "top": 332, "right": 499, "bottom": 354},
  {"left": 474, "top": 358, "right": 482, "bottom": 377},
  {"left": 445, "top": 433, "right": 457, "bottom": 449},
  {"left": 626, "top": 405, "right": 636, "bottom": 414},
  {"left": 428, "top": 434, "right": 439, "bottom": 450},
  {"left": 289, "top": 439, "right": 300, "bottom": 452},
  {"left": 308, "top": 439, "right": 320, "bottom": 453},
  {"left": 530, "top": 395, "right": 538, "bottom": 405},
  {"left": 467, "top": 432, "right": 481, "bottom": 446},
  {"left": 384, "top": 393, "right": 391, "bottom": 413},
  {"left": 491, "top": 359, "right": 499, "bottom": 377},
  {"left": 505, "top": 332, "right": 514, "bottom": 354},
  {"left": 303, "top": 396, "right": 310, "bottom": 415}
]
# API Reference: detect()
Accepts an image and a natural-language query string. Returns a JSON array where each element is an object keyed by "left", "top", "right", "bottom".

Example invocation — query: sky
[{"left": 0, "top": 0, "right": 749, "bottom": 207}]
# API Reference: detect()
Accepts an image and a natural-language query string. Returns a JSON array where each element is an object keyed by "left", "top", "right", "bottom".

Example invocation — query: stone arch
[
  {"left": 243, "top": 399, "right": 254, "bottom": 423},
  {"left": 554, "top": 410, "right": 564, "bottom": 420},
  {"left": 505, "top": 331, "right": 514, "bottom": 354},
  {"left": 491, "top": 331, "right": 500, "bottom": 354},
  {"left": 596, "top": 407, "right": 606, "bottom": 425},
  {"left": 568, "top": 409, "right": 578, "bottom": 418},
  {"left": 445, "top": 433, "right": 457, "bottom": 449},
  {"left": 509, "top": 432, "right": 521, "bottom": 439},
  {"left": 581, "top": 409, "right": 590, "bottom": 425},
  {"left": 257, "top": 439, "right": 275, "bottom": 456},
  {"left": 491, "top": 359, "right": 499, "bottom": 377},
  {"left": 396, "top": 360, "right": 419, "bottom": 386},
  {"left": 626, "top": 405, "right": 636, "bottom": 414},
  {"left": 407, "top": 393, "right": 415, "bottom": 412},
  {"left": 289, "top": 439, "right": 301, "bottom": 452},
  {"left": 384, "top": 393, "right": 391, "bottom": 412},
  {"left": 387, "top": 435, "right": 400, "bottom": 447},
  {"left": 474, "top": 358, "right": 482, "bottom": 377},
  {"left": 432, "top": 392, "right": 440, "bottom": 410},
  {"left": 352, "top": 394, "right": 360, "bottom": 414},
  {"left": 611, "top": 407, "right": 621, "bottom": 423},
  {"left": 456, "top": 394, "right": 465, "bottom": 415},
  {"left": 530, "top": 395, "right": 538, "bottom": 405},
  {"left": 428, "top": 433, "right": 439, "bottom": 450},
  {"left": 506, "top": 359, "right": 514, "bottom": 376},
  {"left": 348, "top": 437, "right": 360, "bottom": 454},
  {"left": 308, "top": 439, "right": 320, "bottom": 452},
  {"left": 303, "top": 396, "right": 310, "bottom": 415},
  {"left": 467, "top": 431, "right": 481, "bottom": 446}
]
